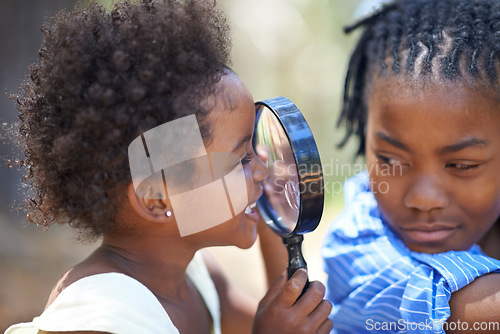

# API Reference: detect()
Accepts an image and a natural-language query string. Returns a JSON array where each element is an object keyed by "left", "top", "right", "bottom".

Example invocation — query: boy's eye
[
  {"left": 446, "top": 162, "right": 481, "bottom": 171},
  {"left": 376, "top": 155, "right": 405, "bottom": 166},
  {"left": 241, "top": 152, "right": 254, "bottom": 165},
  {"left": 375, "top": 154, "right": 409, "bottom": 176}
]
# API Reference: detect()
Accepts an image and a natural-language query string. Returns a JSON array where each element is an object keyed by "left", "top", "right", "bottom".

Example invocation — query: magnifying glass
[{"left": 253, "top": 96, "right": 324, "bottom": 290}]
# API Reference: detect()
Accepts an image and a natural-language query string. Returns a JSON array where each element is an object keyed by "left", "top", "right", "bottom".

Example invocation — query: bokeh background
[{"left": 0, "top": 0, "right": 376, "bottom": 330}]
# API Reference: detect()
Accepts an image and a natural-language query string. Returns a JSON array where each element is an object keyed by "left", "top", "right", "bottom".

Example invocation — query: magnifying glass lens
[
  {"left": 255, "top": 105, "right": 300, "bottom": 235},
  {"left": 284, "top": 180, "right": 300, "bottom": 212}
]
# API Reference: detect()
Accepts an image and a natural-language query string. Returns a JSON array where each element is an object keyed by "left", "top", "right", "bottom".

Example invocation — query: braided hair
[{"left": 338, "top": 0, "right": 500, "bottom": 156}]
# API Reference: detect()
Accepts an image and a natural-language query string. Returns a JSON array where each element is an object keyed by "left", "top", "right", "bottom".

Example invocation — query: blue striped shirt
[{"left": 321, "top": 171, "right": 500, "bottom": 334}]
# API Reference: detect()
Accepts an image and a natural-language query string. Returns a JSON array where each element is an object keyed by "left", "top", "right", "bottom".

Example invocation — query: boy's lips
[{"left": 400, "top": 223, "right": 459, "bottom": 243}]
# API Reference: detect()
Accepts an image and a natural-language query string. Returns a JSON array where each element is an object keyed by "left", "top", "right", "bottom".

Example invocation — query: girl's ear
[{"left": 126, "top": 183, "right": 173, "bottom": 224}]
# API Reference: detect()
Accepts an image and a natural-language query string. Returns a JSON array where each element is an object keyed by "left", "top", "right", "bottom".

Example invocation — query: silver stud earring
[{"left": 165, "top": 210, "right": 172, "bottom": 217}]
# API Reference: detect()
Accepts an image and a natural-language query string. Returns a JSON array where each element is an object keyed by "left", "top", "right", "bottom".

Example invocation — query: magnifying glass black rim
[{"left": 254, "top": 96, "right": 324, "bottom": 237}]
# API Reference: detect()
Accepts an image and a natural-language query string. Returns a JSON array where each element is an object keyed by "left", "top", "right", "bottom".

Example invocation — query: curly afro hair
[{"left": 15, "top": 0, "right": 231, "bottom": 240}]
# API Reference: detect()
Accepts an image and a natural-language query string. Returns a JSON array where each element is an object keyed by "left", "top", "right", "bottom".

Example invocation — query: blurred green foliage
[{"left": 217, "top": 0, "right": 364, "bottom": 208}]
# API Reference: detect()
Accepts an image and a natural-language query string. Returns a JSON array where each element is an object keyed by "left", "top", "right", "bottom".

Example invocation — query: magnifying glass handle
[{"left": 282, "top": 234, "right": 310, "bottom": 297}]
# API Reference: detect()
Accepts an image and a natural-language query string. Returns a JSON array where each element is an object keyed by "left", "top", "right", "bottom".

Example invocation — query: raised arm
[
  {"left": 202, "top": 250, "right": 258, "bottom": 334},
  {"left": 256, "top": 215, "right": 288, "bottom": 286}
]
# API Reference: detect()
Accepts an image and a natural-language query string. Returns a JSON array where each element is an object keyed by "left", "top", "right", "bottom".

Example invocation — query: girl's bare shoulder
[{"left": 44, "top": 249, "right": 122, "bottom": 309}]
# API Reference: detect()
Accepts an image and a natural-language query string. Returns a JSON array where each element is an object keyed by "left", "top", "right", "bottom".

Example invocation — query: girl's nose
[
  {"left": 404, "top": 175, "right": 449, "bottom": 212},
  {"left": 253, "top": 153, "right": 268, "bottom": 182}
]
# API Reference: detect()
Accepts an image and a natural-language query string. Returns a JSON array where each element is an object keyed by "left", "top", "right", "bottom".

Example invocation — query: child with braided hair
[{"left": 322, "top": 0, "right": 500, "bottom": 333}]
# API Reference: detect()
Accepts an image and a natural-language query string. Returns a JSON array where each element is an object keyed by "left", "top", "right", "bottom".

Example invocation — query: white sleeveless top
[{"left": 5, "top": 252, "right": 221, "bottom": 334}]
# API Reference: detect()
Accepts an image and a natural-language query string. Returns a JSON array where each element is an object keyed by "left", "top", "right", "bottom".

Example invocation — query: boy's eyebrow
[
  {"left": 439, "top": 137, "right": 489, "bottom": 155},
  {"left": 376, "top": 132, "right": 489, "bottom": 154},
  {"left": 232, "top": 133, "right": 252, "bottom": 152},
  {"left": 376, "top": 132, "right": 409, "bottom": 151}
]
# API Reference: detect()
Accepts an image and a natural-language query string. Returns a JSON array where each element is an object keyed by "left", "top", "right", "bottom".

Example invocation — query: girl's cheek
[
  {"left": 247, "top": 172, "right": 255, "bottom": 197},
  {"left": 243, "top": 167, "right": 254, "bottom": 198}
]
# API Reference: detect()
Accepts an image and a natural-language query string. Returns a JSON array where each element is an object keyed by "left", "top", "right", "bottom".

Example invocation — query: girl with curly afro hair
[{"left": 6, "top": 1, "right": 333, "bottom": 333}]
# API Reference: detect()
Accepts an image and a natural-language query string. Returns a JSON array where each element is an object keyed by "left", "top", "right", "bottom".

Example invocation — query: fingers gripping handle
[{"left": 282, "top": 234, "right": 310, "bottom": 295}]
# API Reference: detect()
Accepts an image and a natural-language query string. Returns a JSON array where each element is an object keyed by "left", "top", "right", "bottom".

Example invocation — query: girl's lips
[
  {"left": 244, "top": 188, "right": 263, "bottom": 223},
  {"left": 244, "top": 202, "right": 256, "bottom": 215},
  {"left": 402, "top": 224, "right": 458, "bottom": 243},
  {"left": 244, "top": 202, "right": 260, "bottom": 222}
]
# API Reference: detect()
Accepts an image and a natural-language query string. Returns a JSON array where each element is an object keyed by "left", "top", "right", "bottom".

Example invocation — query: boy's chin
[{"left": 404, "top": 240, "right": 471, "bottom": 254}]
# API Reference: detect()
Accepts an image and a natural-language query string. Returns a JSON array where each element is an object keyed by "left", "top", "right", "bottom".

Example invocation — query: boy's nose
[{"left": 404, "top": 175, "right": 449, "bottom": 212}]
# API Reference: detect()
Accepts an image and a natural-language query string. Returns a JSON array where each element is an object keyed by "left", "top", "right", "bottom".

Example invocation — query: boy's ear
[{"left": 126, "top": 183, "right": 172, "bottom": 223}]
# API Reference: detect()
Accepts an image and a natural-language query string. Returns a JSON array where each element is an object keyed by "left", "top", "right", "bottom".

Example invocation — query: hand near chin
[{"left": 253, "top": 269, "right": 333, "bottom": 334}]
